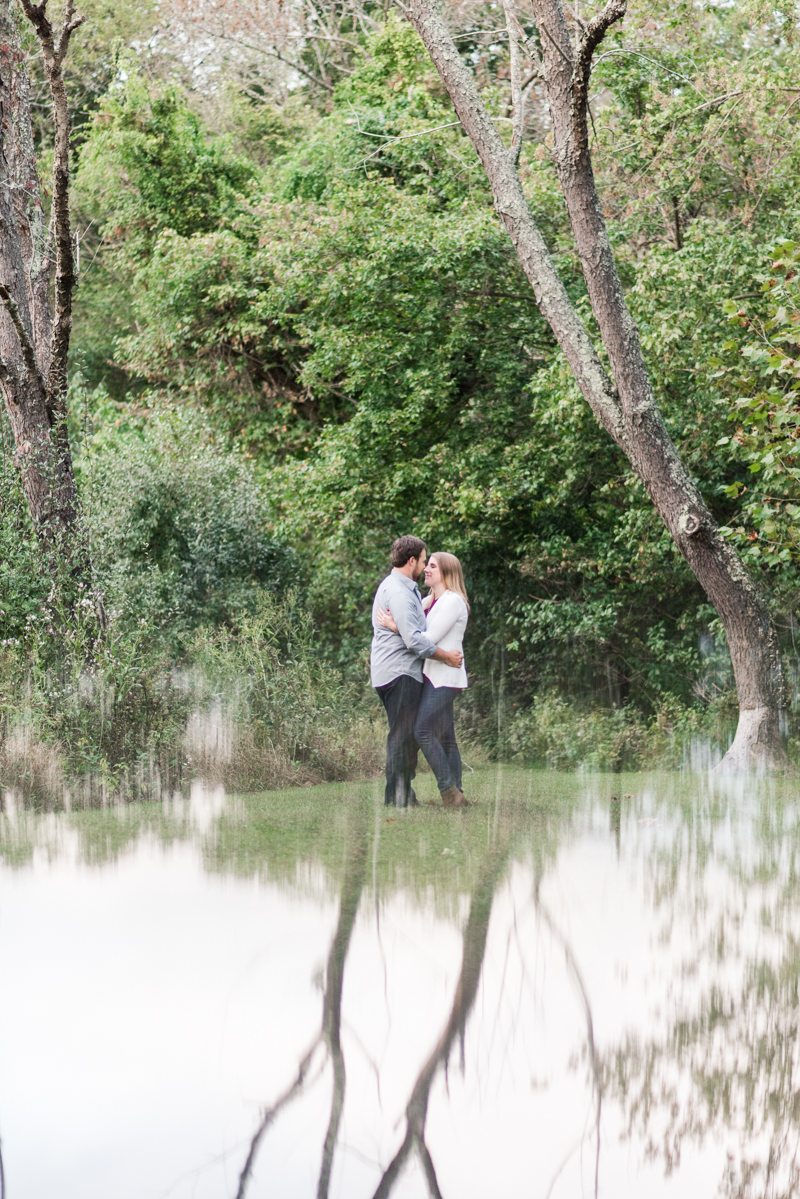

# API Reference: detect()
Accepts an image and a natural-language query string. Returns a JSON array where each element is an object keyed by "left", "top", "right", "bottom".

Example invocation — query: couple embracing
[{"left": 370, "top": 535, "right": 470, "bottom": 809}]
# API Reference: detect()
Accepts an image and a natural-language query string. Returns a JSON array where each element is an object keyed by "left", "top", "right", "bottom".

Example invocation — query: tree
[
  {"left": 163, "top": 0, "right": 380, "bottom": 105},
  {"left": 0, "top": 0, "right": 83, "bottom": 567},
  {"left": 401, "top": 0, "right": 785, "bottom": 768}
]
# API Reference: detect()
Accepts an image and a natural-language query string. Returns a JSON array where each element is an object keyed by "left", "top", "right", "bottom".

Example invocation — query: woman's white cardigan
[{"left": 422, "top": 591, "right": 468, "bottom": 689}]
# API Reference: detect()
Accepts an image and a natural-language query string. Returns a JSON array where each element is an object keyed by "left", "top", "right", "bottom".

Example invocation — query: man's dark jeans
[
  {"left": 375, "top": 674, "right": 423, "bottom": 807},
  {"left": 414, "top": 678, "right": 462, "bottom": 794}
]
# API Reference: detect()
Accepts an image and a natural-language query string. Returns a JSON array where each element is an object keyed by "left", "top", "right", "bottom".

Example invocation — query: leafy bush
[
  {"left": 505, "top": 692, "right": 719, "bottom": 771},
  {"left": 76, "top": 72, "right": 254, "bottom": 247},
  {"left": 79, "top": 405, "right": 297, "bottom": 643},
  {"left": 193, "top": 590, "right": 381, "bottom": 788},
  {"left": 1, "top": 404, "right": 302, "bottom": 801},
  {"left": 0, "top": 602, "right": 191, "bottom": 803},
  {"left": 713, "top": 239, "right": 800, "bottom": 584},
  {"left": 0, "top": 438, "right": 51, "bottom": 643}
]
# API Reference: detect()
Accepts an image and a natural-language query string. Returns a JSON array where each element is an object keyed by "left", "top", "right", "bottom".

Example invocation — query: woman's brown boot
[{"left": 441, "top": 786, "right": 468, "bottom": 808}]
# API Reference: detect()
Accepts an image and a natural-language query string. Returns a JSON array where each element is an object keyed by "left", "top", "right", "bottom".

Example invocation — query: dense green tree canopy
[{"left": 44, "top": 0, "right": 800, "bottom": 737}]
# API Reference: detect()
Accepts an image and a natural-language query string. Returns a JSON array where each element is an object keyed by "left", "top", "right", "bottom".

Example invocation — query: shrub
[
  {"left": 79, "top": 405, "right": 297, "bottom": 643},
  {"left": 0, "top": 607, "right": 191, "bottom": 803},
  {"left": 0, "top": 437, "right": 50, "bottom": 643},
  {"left": 193, "top": 590, "right": 381, "bottom": 789},
  {"left": 505, "top": 692, "right": 715, "bottom": 771}
]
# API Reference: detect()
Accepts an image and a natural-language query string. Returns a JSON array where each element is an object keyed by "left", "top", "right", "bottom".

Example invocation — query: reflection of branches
[
  {"left": 235, "top": 810, "right": 368, "bottom": 1199},
  {"left": 317, "top": 822, "right": 368, "bottom": 1199},
  {"left": 371, "top": 848, "right": 509, "bottom": 1199},
  {"left": 605, "top": 949, "right": 800, "bottom": 1198},
  {"left": 535, "top": 883, "right": 602, "bottom": 1199},
  {"left": 234, "top": 1040, "right": 324, "bottom": 1197}
]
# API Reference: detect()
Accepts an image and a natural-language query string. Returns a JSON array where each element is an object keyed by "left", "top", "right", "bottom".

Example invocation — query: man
[{"left": 370, "top": 535, "right": 463, "bottom": 807}]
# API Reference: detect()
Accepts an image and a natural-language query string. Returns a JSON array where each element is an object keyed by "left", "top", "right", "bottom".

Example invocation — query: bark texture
[
  {"left": 403, "top": 0, "right": 785, "bottom": 769},
  {"left": 0, "top": 0, "right": 82, "bottom": 555}
]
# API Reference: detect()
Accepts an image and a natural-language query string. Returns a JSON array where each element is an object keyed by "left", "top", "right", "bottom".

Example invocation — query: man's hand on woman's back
[{"left": 432, "top": 647, "right": 463, "bottom": 669}]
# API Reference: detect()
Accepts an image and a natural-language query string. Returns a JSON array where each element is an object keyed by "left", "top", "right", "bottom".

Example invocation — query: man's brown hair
[{"left": 391, "top": 535, "right": 426, "bottom": 568}]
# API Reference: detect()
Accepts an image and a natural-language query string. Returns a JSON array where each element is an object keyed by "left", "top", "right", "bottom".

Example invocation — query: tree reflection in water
[
  {"left": 371, "top": 845, "right": 510, "bottom": 1199},
  {"left": 229, "top": 776, "right": 800, "bottom": 1198},
  {"left": 235, "top": 800, "right": 369, "bottom": 1199},
  {"left": 599, "top": 782, "right": 800, "bottom": 1199},
  {"left": 535, "top": 880, "right": 602, "bottom": 1199},
  {"left": 233, "top": 798, "right": 517, "bottom": 1199},
  {"left": 20, "top": 770, "right": 800, "bottom": 1194}
]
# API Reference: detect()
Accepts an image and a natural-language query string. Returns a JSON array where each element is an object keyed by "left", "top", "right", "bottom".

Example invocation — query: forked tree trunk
[
  {"left": 0, "top": 0, "right": 83, "bottom": 563},
  {"left": 402, "top": 0, "right": 784, "bottom": 769}
]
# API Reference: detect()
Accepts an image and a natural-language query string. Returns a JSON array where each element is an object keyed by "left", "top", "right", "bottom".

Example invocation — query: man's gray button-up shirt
[{"left": 370, "top": 570, "right": 437, "bottom": 687}]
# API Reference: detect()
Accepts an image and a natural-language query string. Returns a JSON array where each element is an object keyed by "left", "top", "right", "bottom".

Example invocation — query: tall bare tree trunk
[
  {"left": 0, "top": 0, "right": 83, "bottom": 564},
  {"left": 402, "top": 0, "right": 784, "bottom": 769}
]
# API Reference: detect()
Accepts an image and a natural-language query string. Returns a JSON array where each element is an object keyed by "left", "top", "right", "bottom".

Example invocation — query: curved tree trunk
[
  {"left": 0, "top": 0, "right": 83, "bottom": 565},
  {"left": 402, "top": 0, "right": 784, "bottom": 769}
]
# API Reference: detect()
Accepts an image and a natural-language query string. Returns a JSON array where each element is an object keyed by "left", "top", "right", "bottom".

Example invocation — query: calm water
[{"left": 1, "top": 766, "right": 798, "bottom": 1198}]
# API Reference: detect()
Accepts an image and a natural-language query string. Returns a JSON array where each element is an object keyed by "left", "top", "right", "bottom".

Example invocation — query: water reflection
[
  {"left": 236, "top": 799, "right": 369, "bottom": 1199},
  {"left": 4, "top": 770, "right": 800, "bottom": 1195},
  {"left": 372, "top": 843, "right": 510, "bottom": 1199},
  {"left": 598, "top": 778, "right": 800, "bottom": 1198}
]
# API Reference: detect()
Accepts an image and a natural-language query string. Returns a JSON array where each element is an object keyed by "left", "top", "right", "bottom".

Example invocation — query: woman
[{"left": 377, "top": 552, "right": 469, "bottom": 808}]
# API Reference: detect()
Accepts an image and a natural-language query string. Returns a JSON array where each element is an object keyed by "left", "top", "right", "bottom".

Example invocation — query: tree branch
[
  {"left": 509, "top": 10, "right": 544, "bottom": 77},
  {"left": 417, "top": 1139, "right": 444, "bottom": 1199},
  {"left": 571, "top": 0, "right": 626, "bottom": 154},
  {"left": 536, "top": 885, "right": 602, "bottom": 1198},
  {"left": 209, "top": 29, "right": 336, "bottom": 92},
  {"left": 236, "top": 811, "right": 368, "bottom": 1199},
  {"left": 234, "top": 1039, "right": 323, "bottom": 1199},
  {"left": 317, "top": 824, "right": 367, "bottom": 1199},
  {"left": 403, "top": 0, "right": 625, "bottom": 446},
  {"left": 503, "top": 0, "right": 525, "bottom": 166},
  {"left": 18, "top": 0, "right": 85, "bottom": 411},
  {"left": 0, "top": 282, "right": 44, "bottom": 390},
  {"left": 371, "top": 847, "right": 508, "bottom": 1199}
]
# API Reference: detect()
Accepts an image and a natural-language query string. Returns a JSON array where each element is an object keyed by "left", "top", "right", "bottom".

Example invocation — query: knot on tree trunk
[{"left": 679, "top": 510, "right": 702, "bottom": 539}]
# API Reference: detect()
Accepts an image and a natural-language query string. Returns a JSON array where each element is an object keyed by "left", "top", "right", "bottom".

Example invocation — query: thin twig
[
  {"left": 536, "top": 890, "right": 602, "bottom": 1199},
  {"left": 343, "top": 120, "right": 463, "bottom": 170}
]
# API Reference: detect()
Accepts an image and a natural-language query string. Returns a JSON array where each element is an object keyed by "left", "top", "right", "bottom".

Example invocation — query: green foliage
[
  {"left": 3, "top": 623, "right": 189, "bottom": 786},
  {"left": 0, "top": 566, "right": 191, "bottom": 797},
  {"left": 194, "top": 590, "right": 379, "bottom": 783},
  {"left": 280, "top": 16, "right": 481, "bottom": 205},
  {"left": 0, "top": 443, "right": 50, "bottom": 644},
  {"left": 56, "top": 0, "right": 800, "bottom": 769},
  {"left": 710, "top": 240, "right": 800, "bottom": 595},
  {"left": 77, "top": 72, "right": 254, "bottom": 245},
  {"left": 506, "top": 691, "right": 719, "bottom": 771},
  {"left": 72, "top": 72, "right": 256, "bottom": 393},
  {"left": 78, "top": 406, "right": 296, "bottom": 642},
  {"left": 591, "top": 0, "right": 800, "bottom": 245}
]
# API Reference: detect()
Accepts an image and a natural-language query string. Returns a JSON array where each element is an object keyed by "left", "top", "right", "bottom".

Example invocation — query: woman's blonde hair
[{"left": 432, "top": 552, "right": 470, "bottom": 611}]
